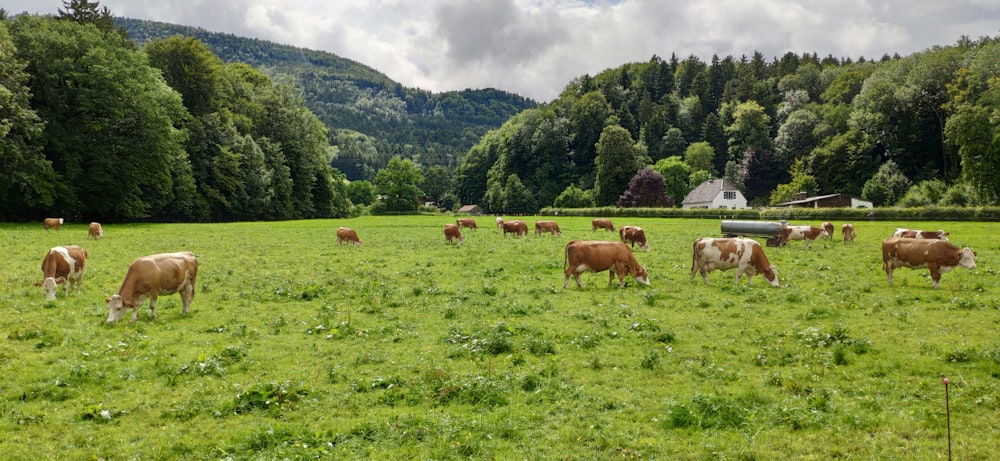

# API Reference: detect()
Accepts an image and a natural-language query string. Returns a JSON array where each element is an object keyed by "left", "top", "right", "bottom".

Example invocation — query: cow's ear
[
  {"left": 105, "top": 297, "right": 111, "bottom": 303},
  {"left": 34, "top": 281, "right": 42, "bottom": 287}
]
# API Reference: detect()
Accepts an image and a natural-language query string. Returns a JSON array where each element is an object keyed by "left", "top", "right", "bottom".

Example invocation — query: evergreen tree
[{"left": 593, "top": 125, "right": 642, "bottom": 206}]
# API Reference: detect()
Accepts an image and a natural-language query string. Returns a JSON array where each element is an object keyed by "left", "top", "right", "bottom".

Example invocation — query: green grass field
[{"left": 1, "top": 216, "right": 997, "bottom": 459}]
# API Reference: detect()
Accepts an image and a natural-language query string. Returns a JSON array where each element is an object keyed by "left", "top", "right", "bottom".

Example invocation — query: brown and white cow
[
  {"left": 779, "top": 225, "right": 829, "bottom": 246},
  {"left": 88, "top": 222, "right": 104, "bottom": 240},
  {"left": 691, "top": 238, "right": 779, "bottom": 287},
  {"left": 882, "top": 237, "right": 976, "bottom": 289},
  {"left": 444, "top": 223, "right": 464, "bottom": 244},
  {"left": 563, "top": 240, "right": 649, "bottom": 288},
  {"left": 457, "top": 218, "right": 478, "bottom": 231},
  {"left": 106, "top": 251, "right": 198, "bottom": 323},
  {"left": 842, "top": 223, "right": 856, "bottom": 243},
  {"left": 821, "top": 222, "right": 834, "bottom": 239},
  {"left": 37, "top": 245, "right": 88, "bottom": 301},
  {"left": 43, "top": 217, "right": 63, "bottom": 232},
  {"left": 535, "top": 220, "right": 562, "bottom": 237},
  {"left": 502, "top": 220, "right": 528, "bottom": 238},
  {"left": 619, "top": 225, "right": 650, "bottom": 252},
  {"left": 892, "top": 228, "right": 949, "bottom": 241},
  {"left": 591, "top": 218, "right": 615, "bottom": 232},
  {"left": 496, "top": 216, "right": 504, "bottom": 229},
  {"left": 336, "top": 227, "right": 362, "bottom": 246}
]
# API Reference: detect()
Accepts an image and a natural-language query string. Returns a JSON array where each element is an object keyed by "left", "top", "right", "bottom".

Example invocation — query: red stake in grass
[{"left": 942, "top": 375, "right": 951, "bottom": 461}]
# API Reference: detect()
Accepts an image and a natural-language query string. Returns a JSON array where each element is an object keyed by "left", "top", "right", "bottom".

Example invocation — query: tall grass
[{"left": 0, "top": 217, "right": 996, "bottom": 459}]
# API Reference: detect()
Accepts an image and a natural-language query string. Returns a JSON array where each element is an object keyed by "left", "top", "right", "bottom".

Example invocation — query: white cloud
[{"left": 6, "top": 0, "right": 999, "bottom": 101}]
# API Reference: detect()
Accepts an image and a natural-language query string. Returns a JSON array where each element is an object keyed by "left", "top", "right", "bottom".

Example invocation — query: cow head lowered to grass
[
  {"left": 563, "top": 240, "right": 649, "bottom": 288},
  {"left": 106, "top": 251, "right": 198, "bottom": 323}
]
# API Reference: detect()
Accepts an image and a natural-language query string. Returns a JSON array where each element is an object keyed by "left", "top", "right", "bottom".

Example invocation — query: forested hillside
[
  {"left": 457, "top": 39, "right": 1000, "bottom": 213},
  {"left": 115, "top": 18, "right": 536, "bottom": 180},
  {"left": 4, "top": 1, "right": 999, "bottom": 223}
]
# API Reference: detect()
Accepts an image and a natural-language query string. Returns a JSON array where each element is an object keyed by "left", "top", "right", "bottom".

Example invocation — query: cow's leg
[
  {"left": 929, "top": 265, "right": 941, "bottom": 289},
  {"left": 886, "top": 267, "right": 894, "bottom": 285},
  {"left": 148, "top": 295, "right": 158, "bottom": 321}
]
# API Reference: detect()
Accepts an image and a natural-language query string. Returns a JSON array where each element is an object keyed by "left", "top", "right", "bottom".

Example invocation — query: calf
[
  {"left": 821, "top": 222, "right": 834, "bottom": 239},
  {"left": 496, "top": 216, "right": 504, "bottom": 229},
  {"left": 842, "top": 223, "right": 856, "bottom": 243},
  {"left": 591, "top": 219, "right": 614, "bottom": 232},
  {"left": 444, "top": 223, "right": 464, "bottom": 244},
  {"left": 779, "top": 225, "right": 829, "bottom": 247},
  {"left": 882, "top": 237, "right": 976, "bottom": 289},
  {"left": 337, "top": 227, "right": 362, "bottom": 246},
  {"left": 88, "top": 222, "right": 104, "bottom": 239},
  {"left": 457, "top": 218, "right": 478, "bottom": 231},
  {"left": 892, "top": 228, "right": 949, "bottom": 241},
  {"left": 106, "top": 251, "right": 198, "bottom": 323},
  {"left": 37, "top": 245, "right": 88, "bottom": 301},
  {"left": 502, "top": 220, "right": 527, "bottom": 238},
  {"left": 691, "top": 237, "right": 778, "bottom": 287},
  {"left": 564, "top": 240, "right": 650, "bottom": 288},
  {"left": 535, "top": 220, "right": 562, "bottom": 237},
  {"left": 43, "top": 217, "right": 63, "bottom": 232},
  {"left": 619, "top": 225, "right": 650, "bottom": 252}
]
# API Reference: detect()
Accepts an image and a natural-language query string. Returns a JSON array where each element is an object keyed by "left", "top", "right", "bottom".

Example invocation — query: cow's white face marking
[
  {"left": 43, "top": 277, "right": 58, "bottom": 301},
  {"left": 959, "top": 248, "right": 977, "bottom": 269},
  {"left": 106, "top": 295, "right": 128, "bottom": 323}
]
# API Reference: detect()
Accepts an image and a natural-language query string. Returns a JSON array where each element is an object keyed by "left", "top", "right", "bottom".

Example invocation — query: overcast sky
[{"left": 6, "top": 0, "right": 1000, "bottom": 101}]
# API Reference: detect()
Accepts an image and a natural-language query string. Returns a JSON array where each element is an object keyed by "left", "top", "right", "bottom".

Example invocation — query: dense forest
[
  {"left": 115, "top": 18, "right": 537, "bottom": 181},
  {"left": 457, "top": 39, "right": 1000, "bottom": 213},
  {"left": 2, "top": 1, "right": 999, "bottom": 223}
]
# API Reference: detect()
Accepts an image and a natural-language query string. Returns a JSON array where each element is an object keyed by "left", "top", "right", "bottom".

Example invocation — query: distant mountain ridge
[{"left": 116, "top": 17, "right": 536, "bottom": 179}]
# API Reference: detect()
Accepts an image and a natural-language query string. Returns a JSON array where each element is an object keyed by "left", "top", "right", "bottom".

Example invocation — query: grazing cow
[
  {"left": 337, "top": 227, "right": 362, "bottom": 246},
  {"left": 563, "top": 240, "right": 650, "bottom": 288},
  {"left": 502, "top": 220, "right": 528, "bottom": 238},
  {"left": 457, "top": 218, "right": 478, "bottom": 231},
  {"left": 779, "top": 225, "right": 829, "bottom": 246},
  {"left": 444, "top": 223, "right": 464, "bottom": 244},
  {"left": 691, "top": 237, "right": 779, "bottom": 287},
  {"left": 43, "top": 217, "right": 63, "bottom": 232},
  {"left": 496, "top": 216, "right": 504, "bottom": 229},
  {"left": 619, "top": 225, "right": 650, "bottom": 252},
  {"left": 535, "top": 220, "right": 562, "bottom": 237},
  {"left": 892, "top": 228, "right": 949, "bottom": 241},
  {"left": 37, "top": 245, "right": 88, "bottom": 301},
  {"left": 842, "top": 223, "right": 856, "bottom": 243},
  {"left": 821, "top": 222, "right": 834, "bottom": 239},
  {"left": 106, "top": 251, "right": 198, "bottom": 323},
  {"left": 88, "top": 222, "right": 104, "bottom": 240},
  {"left": 882, "top": 237, "right": 976, "bottom": 289},
  {"left": 591, "top": 219, "right": 615, "bottom": 232}
]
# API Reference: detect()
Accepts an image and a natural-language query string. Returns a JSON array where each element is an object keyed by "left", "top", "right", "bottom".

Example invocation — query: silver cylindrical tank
[{"left": 720, "top": 220, "right": 783, "bottom": 236}]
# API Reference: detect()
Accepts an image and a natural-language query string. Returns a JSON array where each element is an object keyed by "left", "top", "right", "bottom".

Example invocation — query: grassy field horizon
[{"left": 1, "top": 215, "right": 996, "bottom": 459}]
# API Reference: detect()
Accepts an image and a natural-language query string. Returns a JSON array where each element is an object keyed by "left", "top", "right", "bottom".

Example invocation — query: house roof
[
  {"left": 774, "top": 193, "right": 853, "bottom": 207},
  {"left": 457, "top": 204, "right": 481, "bottom": 212},
  {"left": 682, "top": 179, "right": 740, "bottom": 204}
]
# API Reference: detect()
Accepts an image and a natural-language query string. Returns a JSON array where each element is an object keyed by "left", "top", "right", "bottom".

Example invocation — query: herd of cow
[
  {"left": 35, "top": 216, "right": 978, "bottom": 323},
  {"left": 37, "top": 218, "right": 199, "bottom": 323}
]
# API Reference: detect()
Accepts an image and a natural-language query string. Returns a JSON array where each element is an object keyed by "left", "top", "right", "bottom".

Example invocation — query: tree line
[
  {"left": 4, "top": 1, "right": 999, "bottom": 221},
  {"left": 454, "top": 38, "right": 1000, "bottom": 213},
  {"left": 1, "top": 2, "right": 356, "bottom": 222}
]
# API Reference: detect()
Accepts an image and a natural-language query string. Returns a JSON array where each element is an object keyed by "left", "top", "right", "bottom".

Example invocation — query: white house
[{"left": 681, "top": 179, "right": 748, "bottom": 209}]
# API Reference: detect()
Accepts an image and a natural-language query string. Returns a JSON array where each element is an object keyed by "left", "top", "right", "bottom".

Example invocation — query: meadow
[{"left": 0, "top": 215, "right": 997, "bottom": 460}]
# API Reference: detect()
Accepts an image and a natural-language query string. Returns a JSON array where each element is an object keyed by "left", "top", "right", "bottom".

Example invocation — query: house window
[{"left": 723, "top": 191, "right": 736, "bottom": 200}]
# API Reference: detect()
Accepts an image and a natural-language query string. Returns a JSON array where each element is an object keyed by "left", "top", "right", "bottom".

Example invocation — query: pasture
[{"left": 1, "top": 216, "right": 997, "bottom": 459}]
